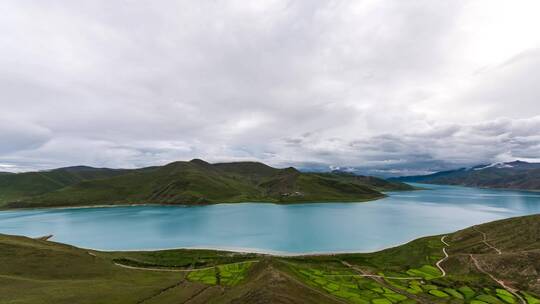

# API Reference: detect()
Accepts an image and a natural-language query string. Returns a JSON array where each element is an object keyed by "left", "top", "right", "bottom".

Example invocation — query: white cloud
[{"left": 0, "top": 1, "right": 539, "bottom": 174}]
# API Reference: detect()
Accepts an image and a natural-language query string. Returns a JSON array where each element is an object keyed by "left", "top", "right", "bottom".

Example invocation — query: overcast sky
[{"left": 1, "top": 1, "right": 540, "bottom": 175}]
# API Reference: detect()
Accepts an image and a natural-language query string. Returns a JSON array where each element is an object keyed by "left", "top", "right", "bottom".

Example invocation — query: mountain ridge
[
  {"left": 0, "top": 159, "right": 414, "bottom": 209},
  {"left": 391, "top": 160, "right": 540, "bottom": 190}
]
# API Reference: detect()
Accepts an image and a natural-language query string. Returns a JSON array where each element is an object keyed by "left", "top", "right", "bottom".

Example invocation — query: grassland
[
  {"left": 1, "top": 159, "right": 413, "bottom": 209},
  {"left": 1, "top": 214, "right": 539, "bottom": 303},
  {"left": 0, "top": 166, "right": 128, "bottom": 206}
]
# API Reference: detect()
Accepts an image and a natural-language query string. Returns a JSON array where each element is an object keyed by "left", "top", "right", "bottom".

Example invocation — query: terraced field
[
  {"left": 280, "top": 257, "right": 536, "bottom": 304},
  {"left": 284, "top": 261, "right": 412, "bottom": 303},
  {"left": 187, "top": 261, "right": 258, "bottom": 286}
]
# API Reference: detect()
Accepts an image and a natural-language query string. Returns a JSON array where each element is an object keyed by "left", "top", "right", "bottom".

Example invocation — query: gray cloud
[
  {"left": 0, "top": 119, "right": 51, "bottom": 154},
  {"left": 1, "top": 1, "right": 539, "bottom": 174}
]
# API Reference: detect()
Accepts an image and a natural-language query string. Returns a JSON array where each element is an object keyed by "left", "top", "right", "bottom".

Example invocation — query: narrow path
[
  {"left": 469, "top": 254, "right": 525, "bottom": 304},
  {"left": 279, "top": 259, "right": 422, "bottom": 280},
  {"left": 137, "top": 279, "right": 186, "bottom": 304},
  {"left": 114, "top": 260, "right": 258, "bottom": 272},
  {"left": 335, "top": 235, "right": 450, "bottom": 280},
  {"left": 435, "top": 235, "right": 449, "bottom": 277},
  {"left": 473, "top": 226, "right": 502, "bottom": 254},
  {"left": 114, "top": 263, "right": 214, "bottom": 272},
  {"left": 441, "top": 235, "right": 450, "bottom": 246},
  {"left": 340, "top": 261, "right": 422, "bottom": 280},
  {"left": 34, "top": 234, "right": 53, "bottom": 241},
  {"left": 0, "top": 274, "right": 83, "bottom": 282},
  {"left": 323, "top": 274, "right": 422, "bottom": 280},
  {"left": 181, "top": 285, "right": 211, "bottom": 304},
  {"left": 37, "top": 172, "right": 65, "bottom": 187},
  {"left": 470, "top": 228, "right": 525, "bottom": 303},
  {"left": 341, "top": 261, "right": 429, "bottom": 304}
]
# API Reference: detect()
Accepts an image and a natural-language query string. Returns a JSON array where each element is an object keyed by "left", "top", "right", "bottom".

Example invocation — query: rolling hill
[
  {"left": 391, "top": 160, "right": 540, "bottom": 190},
  {"left": 1, "top": 159, "right": 413, "bottom": 209},
  {"left": 0, "top": 166, "right": 129, "bottom": 204},
  {"left": 1, "top": 214, "right": 539, "bottom": 303}
]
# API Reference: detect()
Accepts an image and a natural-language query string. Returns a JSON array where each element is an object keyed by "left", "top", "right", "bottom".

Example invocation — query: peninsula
[{"left": 0, "top": 159, "right": 413, "bottom": 209}]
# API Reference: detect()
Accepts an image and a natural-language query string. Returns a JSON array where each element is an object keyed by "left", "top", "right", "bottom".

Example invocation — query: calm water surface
[{"left": 1, "top": 183, "right": 539, "bottom": 254}]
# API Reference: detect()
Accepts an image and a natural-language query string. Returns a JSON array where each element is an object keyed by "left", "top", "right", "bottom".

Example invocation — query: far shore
[{"left": 0, "top": 195, "right": 387, "bottom": 212}]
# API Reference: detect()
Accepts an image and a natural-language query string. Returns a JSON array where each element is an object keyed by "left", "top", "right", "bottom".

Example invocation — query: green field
[
  {"left": 187, "top": 261, "right": 258, "bottom": 286},
  {"left": 1, "top": 214, "right": 540, "bottom": 303}
]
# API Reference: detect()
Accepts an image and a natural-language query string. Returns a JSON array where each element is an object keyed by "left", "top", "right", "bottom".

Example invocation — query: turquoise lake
[{"left": 1, "top": 183, "right": 540, "bottom": 254}]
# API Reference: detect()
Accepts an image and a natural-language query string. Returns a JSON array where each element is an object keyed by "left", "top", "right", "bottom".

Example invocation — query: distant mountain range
[
  {"left": 0, "top": 159, "right": 413, "bottom": 209},
  {"left": 391, "top": 161, "right": 540, "bottom": 190}
]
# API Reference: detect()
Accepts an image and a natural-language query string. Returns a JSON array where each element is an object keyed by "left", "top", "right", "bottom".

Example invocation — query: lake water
[{"left": 1, "top": 183, "right": 540, "bottom": 254}]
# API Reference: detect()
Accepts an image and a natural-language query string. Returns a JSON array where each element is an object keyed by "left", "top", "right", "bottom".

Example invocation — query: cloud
[
  {"left": 453, "top": 49, "right": 540, "bottom": 119},
  {"left": 0, "top": 1, "right": 539, "bottom": 174},
  {"left": 0, "top": 119, "right": 51, "bottom": 154},
  {"left": 294, "top": 116, "right": 540, "bottom": 176}
]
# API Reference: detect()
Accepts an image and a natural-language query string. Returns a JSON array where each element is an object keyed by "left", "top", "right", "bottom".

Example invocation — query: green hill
[
  {"left": 1, "top": 214, "right": 539, "bottom": 303},
  {"left": 1, "top": 159, "right": 413, "bottom": 209},
  {"left": 0, "top": 166, "right": 129, "bottom": 205}
]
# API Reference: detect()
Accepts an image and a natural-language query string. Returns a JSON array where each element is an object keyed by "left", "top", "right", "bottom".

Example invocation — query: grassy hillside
[
  {"left": 392, "top": 161, "right": 540, "bottom": 190},
  {"left": 0, "top": 166, "right": 129, "bottom": 204},
  {"left": 2, "top": 159, "right": 413, "bottom": 209},
  {"left": 1, "top": 214, "right": 539, "bottom": 303}
]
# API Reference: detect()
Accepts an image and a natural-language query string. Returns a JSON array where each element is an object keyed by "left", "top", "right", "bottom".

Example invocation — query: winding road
[
  {"left": 337, "top": 235, "right": 451, "bottom": 280},
  {"left": 435, "top": 235, "right": 449, "bottom": 277},
  {"left": 473, "top": 226, "right": 502, "bottom": 255},
  {"left": 469, "top": 228, "right": 526, "bottom": 304},
  {"left": 470, "top": 254, "right": 525, "bottom": 304}
]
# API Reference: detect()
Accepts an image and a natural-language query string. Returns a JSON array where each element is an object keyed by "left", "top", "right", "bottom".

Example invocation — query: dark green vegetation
[
  {"left": 0, "top": 166, "right": 128, "bottom": 206},
  {"left": 1, "top": 214, "right": 539, "bottom": 303},
  {"left": 0, "top": 159, "right": 413, "bottom": 209},
  {"left": 392, "top": 161, "right": 540, "bottom": 190}
]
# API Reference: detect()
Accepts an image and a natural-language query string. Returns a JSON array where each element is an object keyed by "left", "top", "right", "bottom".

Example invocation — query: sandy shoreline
[{"left": 48, "top": 231, "right": 454, "bottom": 258}]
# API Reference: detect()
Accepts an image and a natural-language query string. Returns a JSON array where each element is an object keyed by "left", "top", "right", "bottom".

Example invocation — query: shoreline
[
  {"left": 43, "top": 231, "right": 456, "bottom": 258},
  {"left": 36, "top": 213, "right": 534, "bottom": 257},
  {"left": 0, "top": 195, "right": 386, "bottom": 212},
  {"left": 407, "top": 182, "right": 540, "bottom": 194}
]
